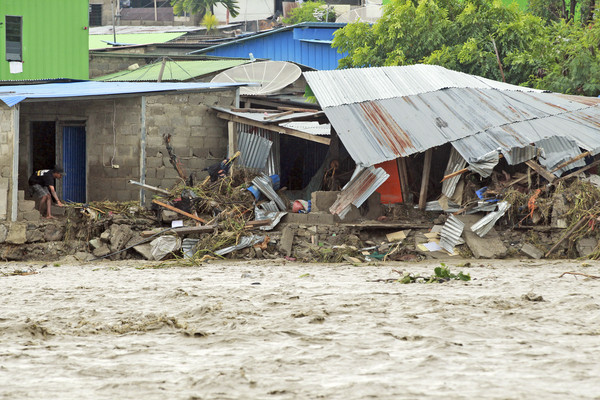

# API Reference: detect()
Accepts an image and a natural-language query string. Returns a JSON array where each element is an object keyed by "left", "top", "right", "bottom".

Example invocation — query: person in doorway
[{"left": 28, "top": 166, "right": 65, "bottom": 219}]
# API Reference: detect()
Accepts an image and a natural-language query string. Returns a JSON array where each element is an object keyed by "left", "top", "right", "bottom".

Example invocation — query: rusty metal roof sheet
[
  {"left": 329, "top": 166, "right": 389, "bottom": 219},
  {"left": 304, "top": 64, "right": 544, "bottom": 108},
  {"left": 306, "top": 65, "right": 600, "bottom": 168}
]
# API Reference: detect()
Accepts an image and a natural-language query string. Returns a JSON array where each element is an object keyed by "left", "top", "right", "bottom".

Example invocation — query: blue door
[{"left": 62, "top": 126, "right": 86, "bottom": 203}]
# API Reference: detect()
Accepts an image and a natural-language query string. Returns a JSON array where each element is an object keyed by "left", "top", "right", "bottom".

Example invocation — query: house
[
  {"left": 0, "top": 0, "right": 88, "bottom": 80},
  {"left": 304, "top": 65, "right": 600, "bottom": 217},
  {"left": 189, "top": 22, "right": 348, "bottom": 70},
  {"left": 0, "top": 81, "right": 249, "bottom": 222}
]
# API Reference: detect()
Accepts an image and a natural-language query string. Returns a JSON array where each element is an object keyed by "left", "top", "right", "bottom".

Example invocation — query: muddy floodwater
[{"left": 1, "top": 259, "right": 599, "bottom": 399}]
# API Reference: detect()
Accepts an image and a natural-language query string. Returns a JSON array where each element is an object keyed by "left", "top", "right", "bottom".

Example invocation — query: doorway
[{"left": 30, "top": 121, "right": 56, "bottom": 173}]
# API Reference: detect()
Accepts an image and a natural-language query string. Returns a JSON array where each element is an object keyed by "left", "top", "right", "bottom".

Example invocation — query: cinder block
[
  {"left": 18, "top": 210, "right": 40, "bottom": 222},
  {"left": 18, "top": 199, "right": 35, "bottom": 212},
  {"left": 311, "top": 191, "right": 340, "bottom": 212},
  {"left": 283, "top": 213, "right": 309, "bottom": 224},
  {"left": 307, "top": 212, "right": 335, "bottom": 225}
]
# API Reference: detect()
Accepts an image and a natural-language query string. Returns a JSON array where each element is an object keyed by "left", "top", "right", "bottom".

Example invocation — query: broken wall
[
  {"left": 144, "top": 90, "right": 236, "bottom": 193},
  {"left": 0, "top": 103, "right": 16, "bottom": 220}
]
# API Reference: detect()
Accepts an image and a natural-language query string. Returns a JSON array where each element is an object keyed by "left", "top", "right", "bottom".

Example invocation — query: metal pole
[
  {"left": 154, "top": 0, "right": 158, "bottom": 21},
  {"left": 111, "top": 0, "right": 116, "bottom": 43}
]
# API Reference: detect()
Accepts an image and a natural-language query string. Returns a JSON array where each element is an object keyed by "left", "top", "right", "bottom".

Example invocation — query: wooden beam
[
  {"left": 152, "top": 199, "right": 207, "bottom": 224},
  {"left": 551, "top": 150, "right": 592, "bottom": 173},
  {"left": 553, "top": 159, "right": 600, "bottom": 185},
  {"left": 418, "top": 149, "right": 433, "bottom": 210},
  {"left": 263, "top": 110, "right": 294, "bottom": 120},
  {"left": 277, "top": 106, "right": 320, "bottom": 113},
  {"left": 525, "top": 160, "right": 555, "bottom": 183},
  {"left": 396, "top": 157, "right": 410, "bottom": 204},
  {"left": 216, "top": 112, "right": 330, "bottom": 145}
]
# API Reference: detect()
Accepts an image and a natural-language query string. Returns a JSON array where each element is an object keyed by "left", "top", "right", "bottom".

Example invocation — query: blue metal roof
[
  {"left": 0, "top": 81, "right": 247, "bottom": 107},
  {"left": 188, "top": 22, "right": 347, "bottom": 70}
]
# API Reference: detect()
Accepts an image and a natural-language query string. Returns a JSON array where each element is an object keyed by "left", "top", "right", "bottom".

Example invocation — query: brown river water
[{"left": 1, "top": 259, "right": 599, "bottom": 399}]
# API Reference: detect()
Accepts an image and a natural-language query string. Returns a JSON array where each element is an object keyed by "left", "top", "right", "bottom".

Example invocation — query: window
[{"left": 6, "top": 16, "right": 22, "bottom": 62}]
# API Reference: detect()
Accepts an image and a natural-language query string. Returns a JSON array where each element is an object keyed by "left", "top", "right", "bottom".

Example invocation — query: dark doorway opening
[{"left": 31, "top": 121, "right": 56, "bottom": 173}]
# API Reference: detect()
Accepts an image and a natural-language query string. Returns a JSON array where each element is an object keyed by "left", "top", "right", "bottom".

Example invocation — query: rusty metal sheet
[
  {"left": 304, "top": 64, "right": 544, "bottom": 108},
  {"left": 329, "top": 166, "right": 389, "bottom": 219}
]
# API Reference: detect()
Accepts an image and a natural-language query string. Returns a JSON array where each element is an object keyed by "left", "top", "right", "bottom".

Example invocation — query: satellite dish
[
  {"left": 211, "top": 61, "right": 302, "bottom": 95},
  {"left": 336, "top": 4, "right": 383, "bottom": 23}
]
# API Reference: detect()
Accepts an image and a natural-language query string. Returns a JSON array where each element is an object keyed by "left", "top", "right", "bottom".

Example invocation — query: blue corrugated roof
[
  {"left": 187, "top": 22, "right": 347, "bottom": 70},
  {"left": 0, "top": 81, "right": 247, "bottom": 107}
]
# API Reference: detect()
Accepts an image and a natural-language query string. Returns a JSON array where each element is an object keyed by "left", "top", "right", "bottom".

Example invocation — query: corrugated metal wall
[
  {"left": 0, "top": 0, "right": 89, "bottom": 80},
  {"left": 207, "top": 28, "right": 346, "bottom": 70},
  {"left": 236, "top": 123, "right": 280, "bottom": 175},
  {"left": 62, "top": 126, "right": 86, "bottom": 203}
]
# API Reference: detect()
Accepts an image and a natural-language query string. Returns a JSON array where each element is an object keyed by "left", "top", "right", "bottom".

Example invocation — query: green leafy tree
[
  {"left": 171, "top": 0, "right": 239, "bottom": 20},
  {"left": 333, "top": 0, "right": 544, "bottom": 84},
  {"left": 283, "top": 1, "right": 337, "bottom": 24},
  {"left": 528, "top": 0, "right": 596, "bottom": 25}
]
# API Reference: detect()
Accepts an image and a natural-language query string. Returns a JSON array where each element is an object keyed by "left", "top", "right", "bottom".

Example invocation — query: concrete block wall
[
  {"left": 144, "top": 90, "right": 236, "bottom": 192},
  {"left": 0, "top": 104, "right": 14, "bottom": 220},
  {"left": 89, "top": 53, "right": 151, "bottom": 78},
  {"left": 19, "top": 98, "right": 142, "bottom": 202}
]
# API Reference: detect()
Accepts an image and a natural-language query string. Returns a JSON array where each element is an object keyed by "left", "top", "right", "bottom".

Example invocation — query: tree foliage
[
  {"left": 171, "top": 0, "right": 239, "bottom": 18},
  {"left": 283, "top": 1, "right": 337, "bottom": 24},
  {"left": 332, "top": 0, "right": 600, "bottom": 96}
]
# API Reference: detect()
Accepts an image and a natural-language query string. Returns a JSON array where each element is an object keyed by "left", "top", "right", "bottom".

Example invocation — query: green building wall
[{"left": 0, "top": 0, "right": 88, "bottom": 80}]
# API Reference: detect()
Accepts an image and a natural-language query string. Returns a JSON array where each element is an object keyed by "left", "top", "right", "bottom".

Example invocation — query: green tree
[
  {"left": 528, "top": 0, "right": 596, "bottom": 25},
  {"left": 171, "top": 0, "right": 240, "bottom": 20},
  {"left": 283, "top": 1, "right": 337, "bottom": 24},
  {"left": 333, "top": 0, "right": 544, "bottom": 84}
]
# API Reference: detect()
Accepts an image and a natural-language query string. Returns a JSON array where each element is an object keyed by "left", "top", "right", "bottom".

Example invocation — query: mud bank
[{"left": 1, "top": 259, "right": 599, "bottom": 399}]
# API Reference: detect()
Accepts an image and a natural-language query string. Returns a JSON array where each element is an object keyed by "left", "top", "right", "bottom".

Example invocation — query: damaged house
[
  {"left": 0, "top": 80, "right": 250, "bottom": 222},
  {"left": 303, "top": 64, "right": 600, "bottom": 222}
]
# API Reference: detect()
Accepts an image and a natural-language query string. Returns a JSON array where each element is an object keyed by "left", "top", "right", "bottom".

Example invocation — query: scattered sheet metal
[
  {"left": 182, "top": 238, "right": 200, "bottom": 259},
  {"left": 442, "top": 147, "right": 467, "bottom": 198},
  {"left": 425, "top": 199, "right": 498, "bottom": 214},
  {"left": 252, "top": 174, "right": 287, "bottom": 211},
  {"left": 238, "top": 131, "right": 272, "bottom": 171},
  {"left": 535, "top": 136, "right": 586, "bottom": 176},
  {"left": 280, "top": 121, "right": 331, "bottom": 136},
  {"left": 258, "top": 200, "right": 280, "bottom": 212},
  {"left": 237, "top": 122, "right": 280, "bottom": 176},
  {"left": 254, "top": 205, "right": 287, "bottom": 231},
  {"left": 466, "top": 150, "right": 500, "bottom": 178},
  {"left": 440, "top": 215, "right": 465, "bottom": 253},
  {"left": 330, "top": 165, "right": 389, "bottom": 219},
  {"left": 471, "top": 201, "right": 511, "bottom": 237},
  {"left": 215, "top": 235, "right": 264, "bottom": 256}
]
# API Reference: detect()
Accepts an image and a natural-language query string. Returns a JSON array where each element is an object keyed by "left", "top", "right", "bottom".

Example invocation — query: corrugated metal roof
[
  {"left": 89, "top": 33, "right": 186, "bottom": 50},
  {"left": 329, "top": 166, "right": 389, "bottom": 219},
  {"left": 0, "top": 81, "right": 245, "bottom": 107},
  {"left": 535, "top": 136, "right": 586, "bottom": 176},
  {"left": 188, "top": 22, "right": 346, "bottom": 55},
  {"left": 310, "top": 65, "right": 600, "bottom": 167},
  {"left": 212, "top": 106, "right": 323, "bottom": 125},
  {"left": 95, "top": 60, "right": 250, "bottom": 82},
  {"left": 304, "top": 64, "right": 545, "bottom": 108},
  {"left": 280, "top": 121, "right": 331, "bottom": 136}
]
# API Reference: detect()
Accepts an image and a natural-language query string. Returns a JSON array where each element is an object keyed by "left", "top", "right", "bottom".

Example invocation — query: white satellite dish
[
  {"left": 211, "top": 61, "right": 302, "bottom": 95},
  {"left": 336, "top": 4, "right": 383, "bottom": 23}
]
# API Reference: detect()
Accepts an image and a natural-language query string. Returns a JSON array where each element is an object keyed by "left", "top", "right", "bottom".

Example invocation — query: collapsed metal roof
[
  {"left": 0, "top": 81, "right": 248, "bottom": 107},
  {"left": 304, "top": 64, "right": 600, "bottom": 167}
]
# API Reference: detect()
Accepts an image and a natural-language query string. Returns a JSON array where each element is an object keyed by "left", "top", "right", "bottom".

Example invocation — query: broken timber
[
  {"left": 152, "top": 199, "right": 207, "bottom": 224},
  {"left": 419, "top": 149, "right": 433, "bottom": 210},
  {"left": 216, "top": 112, "right": 330, "bottom": 145}
]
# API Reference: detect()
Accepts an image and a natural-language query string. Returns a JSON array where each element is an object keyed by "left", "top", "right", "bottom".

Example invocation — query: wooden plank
[
  {"left": 141, "top": 225, "right": 217, "bottom": 237},
  {"left": 418, "top": 149, "right": 433, "bottom": 210},
  {"left": 551, "top": 150, "right": 592, "bottom": 173},
  {"left": 396, "top": 157, "right": 410, "bottom": 204},
  {"left": 552, "top": 159, "right": 600, "bottom": 185},
  {"left": 227, "top": 121, "right": 237, "bottom": 158},
  {"left": 216, "top": 112, "right": 330, "bottom": 145},
  {"left": 152, "top": 199, "right": 207, "bottom": 224},
  {"left": 525, "top": 160, "right": 555, "bottom": 183},
  {"left": 263, "top": 110, "right": 294, "bottom": 121},
  {"left": 277, "top": 106, "right": 319, "bottom": 113},
  {"left": 244, "top": 219, "right": 273, "bottom": 229}
]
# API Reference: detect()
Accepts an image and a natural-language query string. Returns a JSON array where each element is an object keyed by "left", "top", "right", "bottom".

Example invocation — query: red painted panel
[{"left": 375, "top": 159, "right": 403, "bottom": 203}]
